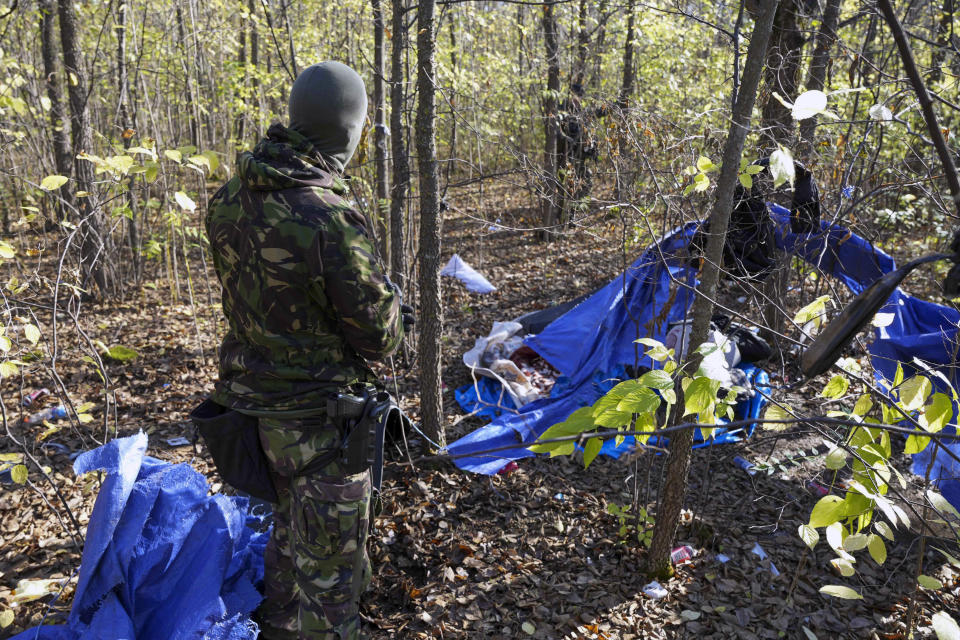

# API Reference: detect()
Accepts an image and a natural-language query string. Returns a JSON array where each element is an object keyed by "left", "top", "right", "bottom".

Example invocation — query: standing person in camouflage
[{"left": 205, "top": 61, "right": 411, "bottom": 640}]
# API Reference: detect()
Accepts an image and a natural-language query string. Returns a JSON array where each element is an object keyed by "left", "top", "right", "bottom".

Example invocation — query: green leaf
[
  {"left": 792, "top": 90, "right": 828, "bottom": 120},
  {"left": 163, "top": 149, "right": 182, "bottom": 163},
  {"left": 821, "top": 375, "right": 849, "bottom": 399},
  {"left": 22, "top": 324, "right": 40, "bottom": 345},
  {"left": 638, "top": 369, "right": 673, "bottom": 390},
  {"left": 794, "top": 294, "right": 829, "bottom": 325},
  {"left": 695, "top": 156, "right": 717, "bottom": 172},
  {"left": 874, "top": 521, "right": 894, "bottom": 541},
  {"left": 0, "top": 242, "right": 15, "bottom": 259},
  {"left": 842, "top": 532, "right": 868, "bottom": 552},
  {"left": 898, "top": 375, "right": 932, "bottom": 411},
  {"left": 683, "top": 376, "right": 721, "bottom": 417},
  {"left": 10, "top": 464, "right": 27, "bottom": 484},
  {"left": 852, "top": 395, "right": 873, "bottom": 417},
  {"left": 923, "top": 393, "right": 952, "bottom": 433},
  {"left": 738, "top": 173, "right": 753, "bottom": 189},
  {"left": 693, "top": 172, "right": 710, "bottom": 192},
  {"left": 798, "top": 524, "right": 819, "bottom": 550},
  {"left": 825, "top": 447, "right": 847, "bottom": 470},
  {"left": 868, "top": 534, "right": 886, "bottom": 565},
  {"left": 905, "top": 434, "right": 930, "bottom": 455},
  {"left": 530, "top": 407, "right": 595, "bottom": 454},
  {"left": 830, "top": 557, "right": 856, "bottom": 576},
  {"left": 933, "top": 546, "right": 960, "bottom": 568},
  {"left": 930, "top": 611, "right": 960, "bottom": 640},
  {"left": 918, "top": 575, "right": 943, "bottom": 590},
  {"left": 174, "top": 191, "right": 196, "bottom": 212},
  {"left": 0, "top": 360, "right": 18, "bottom": 377},
  {"left": 819, "top": 585, "right": 862, "bottom": 600},
  {"left": 926, "top": 490, "right": 960, "bottom": 520},
  {"left": 103, "top": 345, "right": 139, "bottom": 362},
  {"left": 40, "top": 174, "right": 69, "bottom": 191},
  {"left": 187, "top": 154, "right": 211, "bottom": 173},
  {"left": 583, "top": 437, "right": 602, "bottom": 469},
  {"left": 770, "top": 146, "right": 796, "bottom": 187},
  {"left": 809, "top": 495, "right": 846, "bottom": 528}
]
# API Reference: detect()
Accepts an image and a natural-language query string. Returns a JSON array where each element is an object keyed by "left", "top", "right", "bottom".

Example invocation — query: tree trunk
[
  {"left": 116, "top": 0, "right": 143, "bottom": 284},
  {"left": 798, "top": 0, "right": 842, "bottom": 155},
  {"left": 447, "top": 15, "right": 458, "bottom": 181},
  {"left": 573, "top": 0, "right": 589, "bottom": 88},
  {"left": 617, "top": 0, "right": 636, "bottom": 109},
  {"left": 540, "top": 4, "right": 561, "bottom": 240},
  {"left": 415, "top": 0, "right": 445, "bottom": 448},
  {"left": 39, "top": 0, "right": 73, "bottom": 220},
  {"left": 58, "top": 0, "right": 115, "bottom": 296},
  {"left": 371, "top": 0, "right": 390, "bottom": 264},
  {"left": 759, "top": 0, "right": 807, "bottom": 148},
  {"left": 929, "top": 0, "right": 954, "bottom": 84},
  {"left": 235, "top": 2, "right": 247, "bottom": 144},
  {"left": 389, "top": 0, "right": 409, "bottom": 289},
  {"left": 646, "top": 0, "right": 781, "bottom": 579}
]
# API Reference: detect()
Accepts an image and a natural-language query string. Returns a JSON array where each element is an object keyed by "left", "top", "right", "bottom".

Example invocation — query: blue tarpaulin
[
  {"left": 11, "top": 432, "right": 268, "bottom": 640},
  {"left": 449, "top": 205, "right": 960, "bottom": 511}
]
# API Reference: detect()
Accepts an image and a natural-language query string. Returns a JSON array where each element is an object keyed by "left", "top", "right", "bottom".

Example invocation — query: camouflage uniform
[{"left": 206, "top": 122, "right": 403, "bottom": 639}]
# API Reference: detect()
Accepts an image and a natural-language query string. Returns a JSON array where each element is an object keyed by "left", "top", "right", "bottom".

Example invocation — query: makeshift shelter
[{"left": 449, "top": 206, "right": 960, "bottom": 511}]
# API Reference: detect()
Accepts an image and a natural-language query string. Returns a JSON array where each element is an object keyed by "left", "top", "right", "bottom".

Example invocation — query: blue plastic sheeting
[
  {"left": 771, "top": 204, "right": 960, "bottom": 509},
  {"left": 448, "top": 223, "right": 705, "bottom": 475},
  {"left": 11, "top": 432, "right": 268, "bottom": 640}
]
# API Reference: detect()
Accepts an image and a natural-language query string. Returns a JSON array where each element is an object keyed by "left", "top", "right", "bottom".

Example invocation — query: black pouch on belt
[{"left": 189, "top": 399, "right": 279, "bottom": 503}]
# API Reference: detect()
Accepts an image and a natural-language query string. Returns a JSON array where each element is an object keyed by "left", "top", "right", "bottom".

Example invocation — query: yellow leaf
[
  {"left": 10, "top": 464, "right": 27, "bottom": 484},
  {"left": 0, "top": 609, "right": 12, "bottom": 628},
  {"left": 23, "top": 323, "right": 40, "bottom": 345},
  {"left": 174, "top": 191, "right": 196, "bottom": 212},
  {"left": 40, "top": 175, "right": 69, "bottom": 191},
  {"left": 0, "top": 360, "right": 18, "bottom": 377},
  {"left": 163, "top": 149, "right": 182, "bottom": 163}
]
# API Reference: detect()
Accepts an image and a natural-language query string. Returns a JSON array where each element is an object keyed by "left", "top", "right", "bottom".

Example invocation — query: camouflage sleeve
[{"left": 316, "top": 206, "right": 404, "bottom": 362}]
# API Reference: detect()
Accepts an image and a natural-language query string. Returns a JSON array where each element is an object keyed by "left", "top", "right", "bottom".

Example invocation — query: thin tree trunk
[
  {"left": 116, "top": 0, "right": 142, "bottom": 285},
  {"left": 372, "top": 0, "right": 390, "bottom": 264},
  {"left": 249, "top": 0, "right": 260, "bottom": 138},
  {"left": 646, "top": 0, "right": 781, "bottom": 579},
  {"left": 540, "top": 4, "right": 561, "bottom": 240},
  {"left": 618, "top": 0, "right": 636, "bottom": 109},
  {"left": 39, "top": 0, "right": 73, "bottom": 221},
  {"left": 447, "top": 15, "right": 458, "bottom": 181},
  {"left": 389, "top": 0, "right": 408, "bottom": 289},
  {"left": 573, "top": 0, "right": 589, "bottom": 88},
  {"left": 416, "top": 0, "right": 445, "bottom": 447},
  {"left": 929, "top": 0, "right": 954, "bottom": 84},
  {"left": 759, "top": 0, "right": 807, "bottom": 148},
  {"left": 798, "top": 0, "right": 842, "bottom": 155},
  {"left": 176, "top": 3, "right": 199, "bottom": 148},
  {"left": 235, "top": 2, "right": 247, "bottom": 143},
  {"left": 58, "top": 0, "right": 115, "bottom": 296}
]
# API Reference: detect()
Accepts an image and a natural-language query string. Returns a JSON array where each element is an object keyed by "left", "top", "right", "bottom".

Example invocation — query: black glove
[{"left": 401, "top": 304, "right": 415, "bottom": 333}]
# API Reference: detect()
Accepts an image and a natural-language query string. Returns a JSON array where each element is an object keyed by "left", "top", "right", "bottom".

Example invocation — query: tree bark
[
  {"left": 116, "top": 0, "right": 142, "bottom": 284},
  {"left": 929, "top": 0, "right": 954, "bottom": 85},
  {"left": 759, "top": 0, "right": 807, "bottom": 148},
  {"left": 235, "top": 1, "right": 247, "bottom": 143},
  {"left": 646, "top": 0, "right": 781, "bottom": 579},
  {"left": 415, "top": 0, "right": 445, "bottom": 447},
  {"left": 540, "top": 4, "right": 561, "bottom": 240},
  {"left": 798, "top": 0, "right": 842, "bottom": 155},
  {"left": 573, "top": 0, "right": 589, "bottom": 88},
  {"left": 617, "top": 0, "right": 636, "bottom": 109},
  {"left": 58, "top": 0, "right": 116, "bottom": 296},
  {"left": 389, "top": 0, "right": 409, "bottom": 289},
  {"left": 371, "top": 0, "right": 390, "bottom": 264},
  {"left": 39, "top": 0, "right": 73, "bottom": 219}
]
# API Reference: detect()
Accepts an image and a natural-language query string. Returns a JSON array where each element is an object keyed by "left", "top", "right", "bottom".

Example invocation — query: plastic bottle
[
  {"left": 23, "top": 405, "right": 68, "bottom": 425},
  {"left": 733, "top": 456, "right": 756, "bottom": 476},
  {"left": 670, "top": 545, "right": 695, "bottom": 564}
]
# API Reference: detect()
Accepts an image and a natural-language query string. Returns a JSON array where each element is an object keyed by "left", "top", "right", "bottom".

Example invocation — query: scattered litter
[
  {"left": 166, "top": 437, "right": 191, "bottom": 447},
  {"left": 751, "top": 542, "right": 780, "bottom": 576},
  {"left": 733, "top": 456, "right": 756, "bottom": 476},
  {"left": 736, "top": 296, "right": 747, "bottom": 304},
  {"left": 497, "top": 461, "right": 518, "bottom": 476},
  {"left": 671, "top": 545, "right": 695, "bottom": 565},
  {"left": 806, "top": 480, "right": 829, "bottom": 497},
  {"left": 40, "top": 442, "right": 71, "bottom": 456},
  {"left": 440, "top": 254, "right": 496, "bottom": 294},
  {"left": 553, "top": 492, "right": 564, "bottom": 501},
  {"left": 22, "top": 405, "right": 68, "bottom": 426},
  {"left": 642, "top": 580, "right": 668, "bottom": 599},
  {"left": 161, "top": 383, "right": 171, "bottom": 389},
  {"left": 464, "top": 322, "right": 545, "bottom": 407},
  {"left": 716, "top": 553, "right": 730, "bottom": 563},
  {"left": 23, "top": 388, "right": 50, "bottom": 408}
]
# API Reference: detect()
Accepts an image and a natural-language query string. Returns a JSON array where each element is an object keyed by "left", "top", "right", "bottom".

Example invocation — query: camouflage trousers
[{"left": 255, "top": 412, "right": 372, "bottom": 640}]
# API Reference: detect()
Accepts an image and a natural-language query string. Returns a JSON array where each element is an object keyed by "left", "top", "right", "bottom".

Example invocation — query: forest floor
[{"left": 1, "top": 185, "right": 959, "bottom": 639}]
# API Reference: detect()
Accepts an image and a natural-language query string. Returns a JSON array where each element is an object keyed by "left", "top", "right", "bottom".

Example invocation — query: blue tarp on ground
[
  {"left": 771, "top": 205, "right": 960, "bottom": 509},
  {"left": 449, "top": 205, "right": 960, "bottom": 511},
  {"left": 11, "top": 432, "right": 268, "bottom": 640}
]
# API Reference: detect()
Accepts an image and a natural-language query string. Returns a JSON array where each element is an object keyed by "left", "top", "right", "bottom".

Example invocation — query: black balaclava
[{"left": 288, "top": 61, "right": 368, "bottom": 173}]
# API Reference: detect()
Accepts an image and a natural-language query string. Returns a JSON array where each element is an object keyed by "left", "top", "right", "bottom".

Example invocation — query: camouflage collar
[{"left": 237, "top": 123, "right": 348, "bottom": 194}]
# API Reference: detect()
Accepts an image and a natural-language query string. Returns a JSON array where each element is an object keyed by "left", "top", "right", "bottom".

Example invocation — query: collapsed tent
[
  {"left": 449, "top": 205, "right": 960, "bottom": 511},
  {"left": 11, "top": 432, "right": 268, "bottom": 640}
]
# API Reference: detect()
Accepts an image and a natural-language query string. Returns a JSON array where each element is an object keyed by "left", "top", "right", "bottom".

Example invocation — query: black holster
[
  {"left": 331, "top": 389, "right": 408, "bottom": 499},
  {"left": 189, "top": 399, "right": 279, "bottom": 503}
]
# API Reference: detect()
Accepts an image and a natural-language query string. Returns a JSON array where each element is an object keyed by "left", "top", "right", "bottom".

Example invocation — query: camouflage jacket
[{"left": 206, "top": 123, "right": 403, "bottom": 411}]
